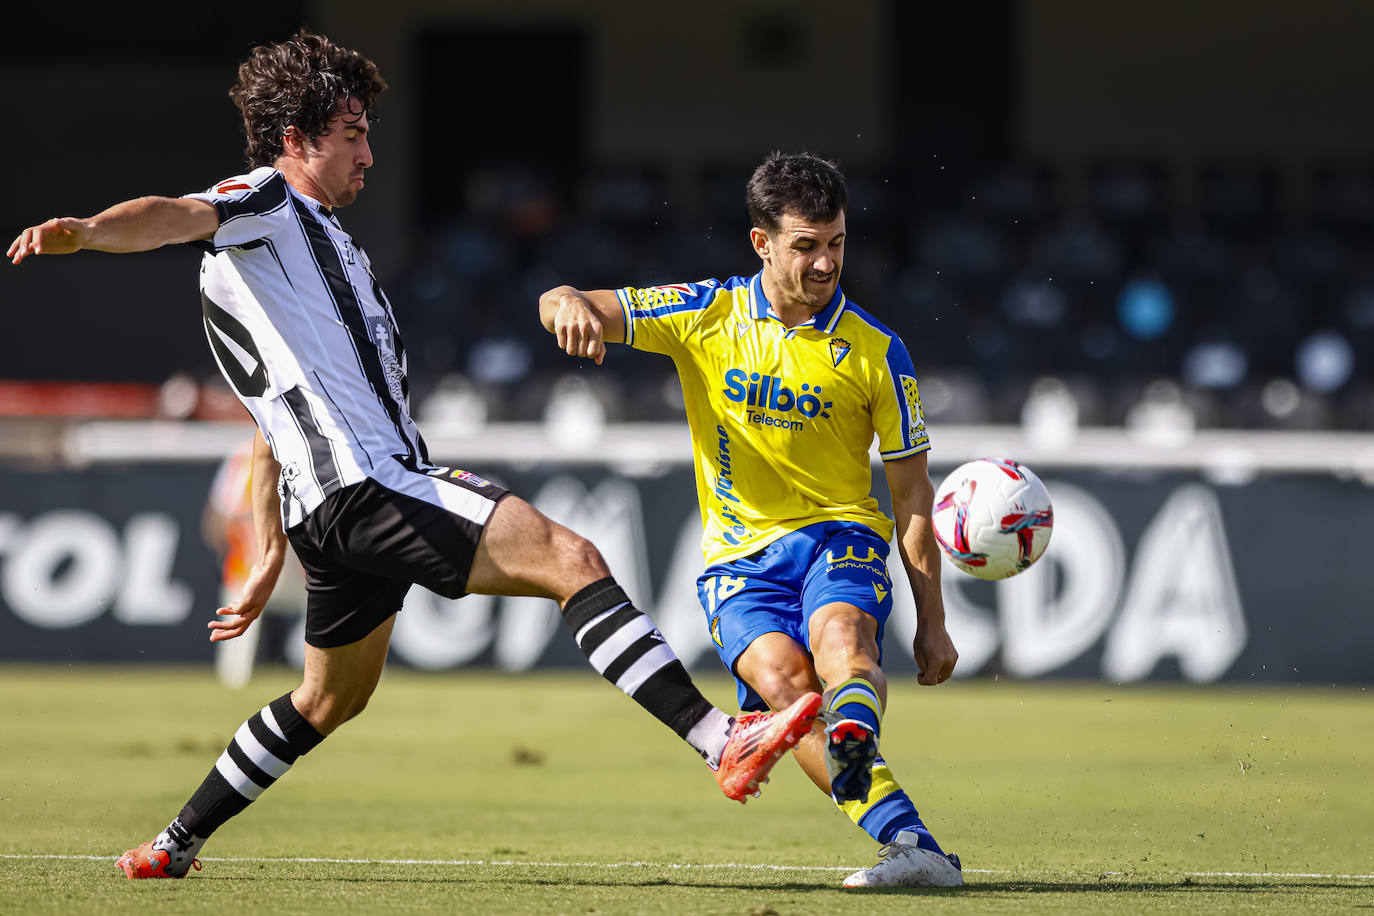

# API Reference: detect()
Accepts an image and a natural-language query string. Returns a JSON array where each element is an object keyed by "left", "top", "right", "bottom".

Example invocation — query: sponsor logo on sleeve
[
  {"left": 214, "top": 179, "right": 254, "bottom": 196},
  {"left": 900, "top": 375, "right": 927, "bottom": 438},
  {"left": 625, "top": 284, "right": 689, "bottom": 310},
  {"left": 450, "top": 469, "right": 492, "bottom": 488}
]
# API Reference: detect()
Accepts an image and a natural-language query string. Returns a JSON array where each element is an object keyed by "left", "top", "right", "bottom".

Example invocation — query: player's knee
[
  {"left": 292, "top": 687, "right": 369, "bottom": 735},
  {"left": 550, "top": 528, "right": 612, "bottom": 585},
  {"left": 812, "top": 612, "right": 878, "bottom": 664},
  {"left": 814, "top": 642, "right": 885, "bottom": 695},
  {"left": 750, "top": 664, "right": 818, "bottom": 712}
]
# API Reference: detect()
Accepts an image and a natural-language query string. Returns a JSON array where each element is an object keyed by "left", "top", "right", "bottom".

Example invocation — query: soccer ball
[{"left": 931, "top": 458, "right": 1054, "bottom": 580}]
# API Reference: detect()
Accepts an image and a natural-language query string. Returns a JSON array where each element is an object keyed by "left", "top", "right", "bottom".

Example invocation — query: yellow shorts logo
[{"left": 826, "top": 545, "right": 883, "bottom": 565}]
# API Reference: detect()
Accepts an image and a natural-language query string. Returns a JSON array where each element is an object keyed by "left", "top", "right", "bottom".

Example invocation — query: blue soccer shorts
[{"left": 696, "top": 520, "right": 895, "bottom": 711}]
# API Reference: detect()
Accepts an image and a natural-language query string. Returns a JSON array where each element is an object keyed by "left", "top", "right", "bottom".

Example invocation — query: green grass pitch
[{"left": 1, "top": 665, "right": 1370, "bottom": 914}]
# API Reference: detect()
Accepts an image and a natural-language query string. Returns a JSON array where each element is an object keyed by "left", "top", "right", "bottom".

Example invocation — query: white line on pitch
[{"left": 3, "top": 855, "right": 1373, "bottom": 881}]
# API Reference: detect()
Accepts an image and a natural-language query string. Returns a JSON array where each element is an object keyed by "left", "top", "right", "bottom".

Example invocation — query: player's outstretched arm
[
  {"left": 8, "top": 196, "right": 218, "bottom": 264},
  {"left": 538, "top": 285, "right": 625, "bottom": 365},
  {"left": 210, "top": 431, "right": 287, "bottom": 642},
  {"left": 886, "top": 452, "right": 958, "bottom": 685}
]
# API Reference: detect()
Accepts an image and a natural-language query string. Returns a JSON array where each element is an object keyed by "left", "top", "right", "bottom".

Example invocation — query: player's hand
[
  {"left": 209, "top": 561, "right": 280, "bottom": 641},
  {"left": 913, "top": 623, "right": 958, "bottom": 686},
  {"left": 553, "top": 292, "right": 607, "bottom": 365},
  {"left": 8, "top": 218, "right": 90, "bottom": 264}
]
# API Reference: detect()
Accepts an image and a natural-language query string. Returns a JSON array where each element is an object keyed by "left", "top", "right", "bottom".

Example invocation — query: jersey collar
[
  {"left": 748, "top": 272, "right": 847, "bottom": 336},
  {"left": 284, "top": 180, "right": 340, "bottom": 224}
]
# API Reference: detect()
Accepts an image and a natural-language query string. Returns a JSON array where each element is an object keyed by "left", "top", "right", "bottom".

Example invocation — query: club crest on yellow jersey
[{"left": 829, "top": 337, "right": 852, "bottom": 367}]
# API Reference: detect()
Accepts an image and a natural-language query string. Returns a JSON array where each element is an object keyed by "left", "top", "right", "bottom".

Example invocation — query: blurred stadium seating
[
  {"left": 2, "top": 153, "right": 1369, "bottom": 443},
  {"left": 387, "top": 155, "right": 1373, "bottom": 432}
]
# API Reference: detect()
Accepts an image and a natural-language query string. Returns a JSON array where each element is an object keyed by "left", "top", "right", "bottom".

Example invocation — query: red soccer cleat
[
  {"left": 715, "top": 691, "right": 823, "bottom": 802},
  {"left": 115, "top": 841, "right": 201, "bottom": 879}
]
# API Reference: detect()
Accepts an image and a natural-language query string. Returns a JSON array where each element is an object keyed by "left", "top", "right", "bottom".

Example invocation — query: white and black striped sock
[
  {"left": 157, "top": 693, "right": 324, "bottom": 872},
  {"left": 562, "top": 578, "right": 718, "bottom": 752}
]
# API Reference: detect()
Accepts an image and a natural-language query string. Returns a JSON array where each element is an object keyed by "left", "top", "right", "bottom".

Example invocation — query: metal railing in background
[{"left": 42, "top": 418, "right": 1374, "bottom": 480}]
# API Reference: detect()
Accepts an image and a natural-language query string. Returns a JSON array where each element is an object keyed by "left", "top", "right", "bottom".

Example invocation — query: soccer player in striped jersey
[
  {"left": 539, "top": 152, "right": 964, "bottom": 888},
  {"left": 8, "top": 32, "right": 820, "bottom": 880}
]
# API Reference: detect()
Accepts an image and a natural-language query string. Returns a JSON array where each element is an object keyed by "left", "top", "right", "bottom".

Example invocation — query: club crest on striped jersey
[
  {"left": 829, "top": 337, "right": 852, "bottom": 367},
  {"left": 368, "top": 321, "right": 406, "bottom": 403}
]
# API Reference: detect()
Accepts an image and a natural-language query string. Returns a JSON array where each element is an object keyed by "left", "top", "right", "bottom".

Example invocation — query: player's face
[
  {"left": 289, "top": 102, "right": 373, "bottom": 209},
  {"left": 753, "top": 211, "right": 846, "bottom": 313}
]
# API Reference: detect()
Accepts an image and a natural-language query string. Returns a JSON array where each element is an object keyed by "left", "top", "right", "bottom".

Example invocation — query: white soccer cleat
[{"left": 843, "top": 830, "right": 963, "bottom": 888}]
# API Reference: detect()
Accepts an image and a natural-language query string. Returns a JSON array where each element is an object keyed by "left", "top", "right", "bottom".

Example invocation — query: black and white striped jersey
[{"left": 186, "top": 167, "right": 434, "bottom": 529}]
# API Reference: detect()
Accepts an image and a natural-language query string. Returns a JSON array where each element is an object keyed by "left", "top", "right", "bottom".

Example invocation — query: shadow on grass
[
  {"left": 189, "top": 872, "right": 1374, "bottom": 896},
  {"left": 196, "top": 875, "right": 836, "bottom": 893},
  {"left": 855, "top": 877, "right": 1374, "bottom": 896}
]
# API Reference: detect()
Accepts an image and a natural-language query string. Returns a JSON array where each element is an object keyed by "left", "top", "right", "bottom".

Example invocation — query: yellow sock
[
  {"left": 836, "top": 758, "right": 938, "bottom": 847},
  {"left": 837, "top": 759, "right": 902, "bottom": 826}
]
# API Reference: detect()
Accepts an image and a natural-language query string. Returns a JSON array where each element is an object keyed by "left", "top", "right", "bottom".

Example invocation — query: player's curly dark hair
[
  {"left": 746, "top": 151, "right": 848, "bottom": 235},
  {"left": 229, "top": 29, "right": 388, "bottom": 168}
]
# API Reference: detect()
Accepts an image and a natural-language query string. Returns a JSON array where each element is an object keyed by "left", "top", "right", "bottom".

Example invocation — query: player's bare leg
[
  {"left": 735, "top": 632, "right": 832, "bottom": 790},
  {"left": 736, "top": 611, "right": 961, "bottom": 887},
  {"left": 809, "top": 603, "right": 884, "bottom": 802},
  {"left": 466, "top": 495, "right": 817, "bottom": 799},
  {"left": 118, "top": 619, "right": 397, "bottom": 878},
  {"left": 291, "top": 616, "right": 396, "bottom": 734},
  {"left": 464, "top": 493, "right": 610, "bottom": 601}
]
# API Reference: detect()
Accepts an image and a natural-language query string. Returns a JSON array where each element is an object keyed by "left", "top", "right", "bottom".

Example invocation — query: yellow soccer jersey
[{"left": 616, "top": 273, "right": 931, "bottom": 564}]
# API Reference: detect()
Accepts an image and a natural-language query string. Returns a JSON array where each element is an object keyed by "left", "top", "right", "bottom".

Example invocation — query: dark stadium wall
[
  {"left": 1, "top": 0, "right": 890, "bottom": 382},
  {"left": 1, "top": 5, "right": 310, "bottom": 384},
  {"left": 2, "top": 21, "right": 305, "bottom": 385},
  {"left": 889, "top": 2, "right": 1015, "bottom": 210},
  {"left": 1018, "top": 0, "right": 1374, "bottom": 162},
  {"left": 5, "top": 0, "right": 1373, "bottom": 383},
  {"left": 313, "top": 0, "right": 894, "bottom": 270}
]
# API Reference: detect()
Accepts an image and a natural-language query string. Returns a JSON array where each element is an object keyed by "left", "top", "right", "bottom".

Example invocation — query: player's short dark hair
[
  {"left": 229, "top": 29, "right": 388, "bottom": 168},
  {"left": 746, "top": 151, "right": 848, "bottom": 235}
]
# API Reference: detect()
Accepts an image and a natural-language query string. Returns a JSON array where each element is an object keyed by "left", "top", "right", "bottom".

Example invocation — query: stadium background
[{"left": 1, "top": 0, "right": 1371, "bottom": 684}]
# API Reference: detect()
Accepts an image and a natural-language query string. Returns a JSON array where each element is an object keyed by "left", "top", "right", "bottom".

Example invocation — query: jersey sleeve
[
  {"left": 616, "top": 279, "right": 721, "bottom": 356},
  {"left": 872, "top": 334, "right": 932, "bottom": 460},
  {"left": 183, "top": 167, "right": 293, "bottom": 251}
]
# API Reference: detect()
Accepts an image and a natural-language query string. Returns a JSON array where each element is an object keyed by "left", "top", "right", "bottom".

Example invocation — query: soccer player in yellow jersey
[{"left": 539, "top": 152, "right": 963, "bottom": 888}]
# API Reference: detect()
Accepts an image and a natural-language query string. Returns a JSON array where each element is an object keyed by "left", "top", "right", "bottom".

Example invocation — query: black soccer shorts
[{"left": 286, "top": 460, "right": 510, "bottom": 648}]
